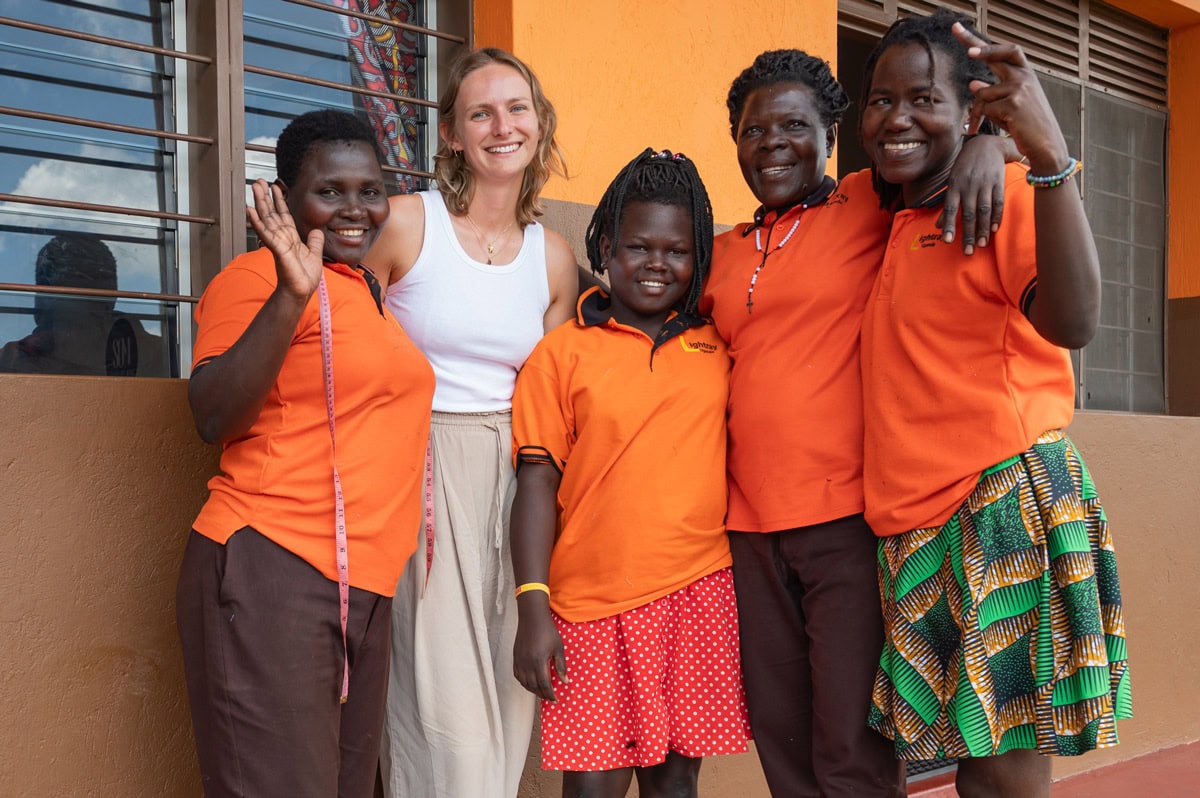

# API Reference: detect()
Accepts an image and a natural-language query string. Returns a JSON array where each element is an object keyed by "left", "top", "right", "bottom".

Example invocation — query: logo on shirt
[
  {"left": 911, "top": 233, "right": 941, "bottom": 250},
  {"left": 826, "top": 191, "right": 849, "bottom": 206},
  {"left": 679, "top": 337, "right": 718, "bottom": 354}
]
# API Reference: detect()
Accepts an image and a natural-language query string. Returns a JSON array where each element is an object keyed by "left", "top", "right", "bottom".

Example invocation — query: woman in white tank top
[{"left": 363, "top": 48, "right": 578, "bottom": 798}]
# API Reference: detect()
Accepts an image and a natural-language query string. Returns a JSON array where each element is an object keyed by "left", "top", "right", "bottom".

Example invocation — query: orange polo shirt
[
  {"left": 191, "top": 247, "right": 435, "bottom": 596},
  {"left": 512, "top": 287, "right": 732, "bottom": 622},
  {"left": 702, "top": 169, "right": 893, "bottom": 532},
  {"left": 861, "top": 164, "right": 1076, "bottom": 536}
]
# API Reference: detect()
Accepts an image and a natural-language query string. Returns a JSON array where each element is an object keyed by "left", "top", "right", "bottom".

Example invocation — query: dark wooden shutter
[
  {"left": 1088, "top": 2, "right": 1168, "bottom": 107},
  {"left": 839, "top": 0, "right": 1167, "bottom": 110},
  {"left": 985, "top": 1, "right": 1082, "bottom": 78}
]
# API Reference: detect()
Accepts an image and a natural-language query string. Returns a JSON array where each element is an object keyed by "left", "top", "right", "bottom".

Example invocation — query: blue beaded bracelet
[{"left": 1025, "top": 157, "right": 1083, "bottom": 188}]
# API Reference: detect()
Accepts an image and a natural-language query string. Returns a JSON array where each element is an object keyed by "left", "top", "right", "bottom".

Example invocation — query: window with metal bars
[
  {"left": 0, "top": 0, "right": 464, "bottom": 378},
  {"left": 838, "top": 0, "right": 1168, "bottom": 413}
]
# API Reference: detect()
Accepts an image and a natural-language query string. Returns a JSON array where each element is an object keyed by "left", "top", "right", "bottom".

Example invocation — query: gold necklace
[{"left": 462, "top": 213, "right": 516, "bottom": 265}]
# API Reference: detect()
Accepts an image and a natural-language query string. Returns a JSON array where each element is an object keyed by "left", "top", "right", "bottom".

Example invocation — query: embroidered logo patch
[
  {"left": 911, "top": 232, "right": 940, "bottom": 250},
  {"left": 679, "top": 337, "right": 718, "bottom": 354}
]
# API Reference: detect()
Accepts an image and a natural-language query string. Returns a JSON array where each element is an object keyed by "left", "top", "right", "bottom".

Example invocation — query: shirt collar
[
  {"left": 323, "top": 258, "right": 384, "bottom": 315},
  {"left": 744, "top": 175, "right": 838, "bottom": 236},
  {"left": 913, "top": 182, "right": 951, "bottom": 209},
  {"left": 576, "top": 285, "right": 707, "bottom": 348}
]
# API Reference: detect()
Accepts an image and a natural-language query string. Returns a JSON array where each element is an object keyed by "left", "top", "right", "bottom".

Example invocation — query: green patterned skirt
[{"left": 868, "top": 430, "right": 1132, "bottom": 760}]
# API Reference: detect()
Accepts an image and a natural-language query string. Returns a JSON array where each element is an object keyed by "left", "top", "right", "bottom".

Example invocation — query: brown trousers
[
  {"left": 729, "top": 515, "right": 905, "bottom": 798},
  {"left": 176, "top": 527, "right": 392, "bottom": 798}
]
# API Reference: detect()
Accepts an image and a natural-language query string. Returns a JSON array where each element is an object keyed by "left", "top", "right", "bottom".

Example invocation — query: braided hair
[
  {"left": 584, "top": 149, "right": 714, "bottom": 316},
  {"left": 861, "top": 8, "right": 998, "bottom": 207},
  {"left": 726, "top": 49, "right": 850, "bottom": 142}
]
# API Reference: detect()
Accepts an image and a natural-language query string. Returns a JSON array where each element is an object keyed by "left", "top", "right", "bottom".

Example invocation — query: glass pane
[
  {"left": 1131, "top": 374, "right": 1166, "bottom": 413},
  {"left": 1083, "top": 369, "right": 1128, "bottom": 409},
  {"left": 0, "top": 0, "right": 172, "bottom": 132},
  {"left": 1081, "top": 88, "right": 1166, "bottom": 412},
  {"left": 1087, "top": 326, "right": 1130, "bottom": 372},
  {"left": 0, "top": 1, "right": 179, "bottom": 290},
  {"left": 243, "top": 0, "right": 431, "bottom": 194},
  {"left": 0, "top": 288, "right": 178, "bottom": 378},
  {"left": 1040, "top": 75, "right": 1082, "bottom": 156},
  {"left": 0, "top": 119, "right": 177, "bottom": 217},
  {"left": 1099, "top": 282, "right": 1130, "bottom": 329},
  {"left": 0, "top": 221, "right": 176, "bottom": 295}
]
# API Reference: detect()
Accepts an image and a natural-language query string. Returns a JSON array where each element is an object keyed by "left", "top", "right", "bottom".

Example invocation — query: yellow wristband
[{"left": 514, "top": 582, "right": 550, "bottom": 598}]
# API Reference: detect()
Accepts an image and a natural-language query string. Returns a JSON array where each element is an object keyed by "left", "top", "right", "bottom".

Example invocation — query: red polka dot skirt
[{"left": 539, "top": 567, "right": 751, "bottom": 772}]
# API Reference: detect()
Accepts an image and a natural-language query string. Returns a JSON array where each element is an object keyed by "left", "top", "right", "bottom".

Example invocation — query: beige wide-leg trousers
[{"left": 381, "top": 411, "right": 536, "bottom": 798}]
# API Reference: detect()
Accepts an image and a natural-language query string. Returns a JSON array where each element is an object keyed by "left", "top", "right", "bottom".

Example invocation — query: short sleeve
[
  {"left": 191, "top": 263, "right": 277, "bottom": 372},
  {"left": 511, "top": 337, "right": 573, "bottom": 473},
  {"left": 992, "top": 168, "right": 1039, "bottom": 313}
]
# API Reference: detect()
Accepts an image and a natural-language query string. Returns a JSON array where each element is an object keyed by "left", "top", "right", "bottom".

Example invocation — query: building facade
[{"left": 2, "top": 1, "right": 1199, "bottom": 794}]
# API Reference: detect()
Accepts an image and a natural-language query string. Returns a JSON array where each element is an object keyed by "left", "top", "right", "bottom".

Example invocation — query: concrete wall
[
  {"left": 0, "top": 376, "right": 215, "bottom": 797},
  {"left": 1, "top": 372, "right": 1196, "bottom": 795}
]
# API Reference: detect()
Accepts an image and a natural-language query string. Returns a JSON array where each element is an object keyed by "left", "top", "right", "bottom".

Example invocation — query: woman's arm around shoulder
[
  {"left": 542, "top": 228, "right": 580, "bottom": 333},
  {"left": 363, "top": 191, "right": 426, "bottom": 288}
]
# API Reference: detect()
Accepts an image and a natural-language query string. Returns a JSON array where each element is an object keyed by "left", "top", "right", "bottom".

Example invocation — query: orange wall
[
  {"left": 0, "top": 376, "right": 216, "bottom": 796},
  {"left": 1106, "top": 0, "right": 1200, "bottom": 27},
  {"left": 1168, "top": 23, "right": 1200, "bottom": 299},
  {"left": 3, "top": 380, "right": 1197, "bottom": 795},
  {"left": 476, "top": 0, "right": 839, "bottom": 226}
]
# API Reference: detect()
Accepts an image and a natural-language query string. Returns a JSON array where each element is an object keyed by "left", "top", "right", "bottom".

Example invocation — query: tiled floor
[{"left": 908, "top": 741, "right": 1200, "bottom": 797}]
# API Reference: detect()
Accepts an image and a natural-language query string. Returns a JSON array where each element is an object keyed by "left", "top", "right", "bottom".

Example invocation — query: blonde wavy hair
[{"left": 434, "top": 47, "right": 567, "bottom": 226}]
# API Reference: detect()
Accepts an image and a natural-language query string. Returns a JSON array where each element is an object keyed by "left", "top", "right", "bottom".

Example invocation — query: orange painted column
[
  {"left": 475, "top": 0, "right": 838, "bottom": 225},
  {"left": 1168, "top": 23, "right": 1200, "bottom": 299},
  {"left": 472, "top": 0, "right": 513, "bottom": 50}
]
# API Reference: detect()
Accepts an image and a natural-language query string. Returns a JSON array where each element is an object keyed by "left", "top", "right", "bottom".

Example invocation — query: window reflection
[
  {"left": 244, "top": 0, "right": 429, "bottom": 194},
  {"left": 0, "top": 234, "right": 174, "bottom": 376},
  {"left": 0, "top": 0, "right": 180, "bottom": 376}
]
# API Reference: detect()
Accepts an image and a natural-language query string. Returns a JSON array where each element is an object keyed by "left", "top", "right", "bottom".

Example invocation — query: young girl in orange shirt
[{"left": 510, "top": 149, "right": 751, "bottom": 798}]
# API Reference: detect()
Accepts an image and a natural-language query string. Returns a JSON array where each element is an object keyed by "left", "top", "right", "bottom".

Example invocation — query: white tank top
[{"left": 385, "top": 190, "right": 550, "bottom": 412}]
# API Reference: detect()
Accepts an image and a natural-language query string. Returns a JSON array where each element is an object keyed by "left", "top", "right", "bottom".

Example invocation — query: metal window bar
[
  {"left": 0, "top": 193, "right": 215, "bottom": 226},
  {"left": 0, "top": 283, "right": 200, "bottom": 304},
  {"left": 0, "top": 106, "right": 214, "bottom": 147},
  {"left": 243, "top": 141, "right": 434, "bottom": 180},
  {"left": 0, "top": 14, "right": 213, "bottom": 64},
  {"left": 281, "top": 0, "right": 465, "bottom": 44},
  {"left": 242, "top": 63, "right": 438, "bottom": 109},
  {"left": 0, "top": 11, "right": 212, "bottom": 232}
]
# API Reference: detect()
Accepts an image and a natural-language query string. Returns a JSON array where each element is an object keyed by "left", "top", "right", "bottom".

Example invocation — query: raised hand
[
  {"left": 953, "top": 22, "right": 1071, "bottom": 176},
  {"left": 246, "top": 178, "right": 324, "bottom": 302}
]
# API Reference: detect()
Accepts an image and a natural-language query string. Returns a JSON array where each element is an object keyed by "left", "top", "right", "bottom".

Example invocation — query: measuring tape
[
  {"left": 423, "top": 440, "right": 435, "bottom": 594},
  {"left": 317, "top": 275, "right": 351, "bottom": 704},
  {"left": 318, "top": 271, "right": 439, "bottom": 699}
]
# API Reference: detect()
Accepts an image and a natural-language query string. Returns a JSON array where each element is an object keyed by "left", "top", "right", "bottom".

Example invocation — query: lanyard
[{"left": 317, "top": 274, "right": 352, "bottom": 703}]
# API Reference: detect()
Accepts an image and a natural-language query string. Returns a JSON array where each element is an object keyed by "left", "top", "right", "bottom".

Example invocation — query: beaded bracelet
[
  {"left": 514, "top": 582, "right": 550, "bottom": 598},
  {"left": 1025, "top": 157, "right": 1083, "bottom": 188}
]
